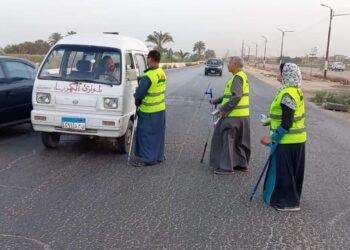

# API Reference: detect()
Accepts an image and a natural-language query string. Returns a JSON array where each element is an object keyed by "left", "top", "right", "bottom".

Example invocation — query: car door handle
[{"left": 6, "top": 91, "right": 15, "bottom": 96}]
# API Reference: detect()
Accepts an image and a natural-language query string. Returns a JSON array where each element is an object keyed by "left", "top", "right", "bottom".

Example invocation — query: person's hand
[
  {"left": 219, "top": 110, "right": 225, "bottom": 117},
  {"left": 260, "top": 137, "right": 272, "bottom": 146},
  {"left": 209, "top": 99, "right": 217, "bottom": 105}
]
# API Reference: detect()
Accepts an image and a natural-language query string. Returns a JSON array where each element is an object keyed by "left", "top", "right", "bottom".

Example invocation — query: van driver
[{"left": 99, "top": 55, "right": 120, "bottom": 82}]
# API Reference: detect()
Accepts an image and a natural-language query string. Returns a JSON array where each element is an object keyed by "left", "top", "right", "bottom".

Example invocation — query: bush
[
  {"left": 312, "top": 91, "right": 350, "bottom": 106},
  {"left": 4, "top": 54, "right": 45, "bottom": 63}
]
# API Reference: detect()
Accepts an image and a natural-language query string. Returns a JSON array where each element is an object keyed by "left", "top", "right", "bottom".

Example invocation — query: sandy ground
[{"left": 245, "top": 65, "right": 350, "bottom": 123}]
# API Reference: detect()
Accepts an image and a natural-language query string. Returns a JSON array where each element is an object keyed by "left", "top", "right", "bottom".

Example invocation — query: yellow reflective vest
[
  {"left": 221, "top": 70, "right": 250, "bottom": 117},
  {"left": 139, "top": 68, "right": 167, "bottom": 113},
  {"left": 269, "top": 87, "right": 307, "bottom": 144}
]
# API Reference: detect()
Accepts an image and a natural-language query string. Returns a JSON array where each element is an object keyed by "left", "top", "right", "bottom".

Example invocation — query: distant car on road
[
  {"left": 0, "top": 56, "right": 36, "bottom": 128},
  {"left": 205, "top": 58, "right": 224, "bottom": 76},
  {"left": 330, "top": 62, "right": 346, "bottom": 71}
]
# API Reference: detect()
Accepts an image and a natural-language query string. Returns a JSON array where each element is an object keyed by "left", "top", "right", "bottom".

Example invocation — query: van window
[
  {"left": 39, "top": 45, "right": 122, "bottom": 85},
  {"left": 125, "top": 53, "right": 135, "bottom": 70},
  {"left": 135, "top": 54, "right": 146, "bottom": 75}
]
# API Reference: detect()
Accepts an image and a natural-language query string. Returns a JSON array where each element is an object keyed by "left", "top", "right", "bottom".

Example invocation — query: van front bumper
[{"left": 31, "top": 110, "right": 128, "bottom": 138}]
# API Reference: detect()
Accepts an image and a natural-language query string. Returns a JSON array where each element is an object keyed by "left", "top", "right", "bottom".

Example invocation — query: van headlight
[
  {"left": 104, "top": 97, "right": 118, "bottom": 109},
  {"left": 36, "top": 93, "right": 51, "bottom": 104}
]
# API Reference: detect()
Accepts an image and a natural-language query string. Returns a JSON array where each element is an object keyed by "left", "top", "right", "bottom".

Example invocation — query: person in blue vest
[
  {"left": 260, "top": 63, "right": 307, "bottom": 212},
  {"left": 132, "top": 50, "right": 166, "bottom": 167}
]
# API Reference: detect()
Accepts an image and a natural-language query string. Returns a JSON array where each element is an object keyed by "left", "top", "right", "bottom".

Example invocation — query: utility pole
[
  {"left": 262, "top": 36, "right": 267, "bottom": 69},
  {"left": 245, "top": 45, "right": 250, "bottom": 63},
  {"left": 241, "top": 40, "right": 244, "bottom": 58},
  {"left": 277, "top": 28, "right": 294, "bottom": 65},
  {"left": 320, "top": 4, "right": 350, "bottom": 79},
  {"left": 252, "top": 42, "right": 258, "bottom": 66}
]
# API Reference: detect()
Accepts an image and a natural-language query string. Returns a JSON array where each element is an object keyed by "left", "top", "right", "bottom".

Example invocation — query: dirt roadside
[{"left": 245, "top": 65, "right": 350, "bottom": 123}]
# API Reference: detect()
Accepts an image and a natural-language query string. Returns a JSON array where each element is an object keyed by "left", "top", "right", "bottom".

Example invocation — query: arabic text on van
[{"left": 54, "top": 82, "right": 102, "bottom": 94}]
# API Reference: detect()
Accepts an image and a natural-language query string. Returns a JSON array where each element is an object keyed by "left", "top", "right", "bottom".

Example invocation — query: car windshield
[
  {"left": 39, "top": 45, "right": 122, "bottom": 85},
  {"left": 208, "top": 59, "right": 221, "bottom": 65}
]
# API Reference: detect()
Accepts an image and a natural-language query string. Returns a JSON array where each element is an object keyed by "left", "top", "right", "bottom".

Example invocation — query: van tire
[
  {"left": 42, "top": 132, "right": 60, "bottom": 149},
  {"left": 116, "top": 119, "right": 134, "bottom": 154}
]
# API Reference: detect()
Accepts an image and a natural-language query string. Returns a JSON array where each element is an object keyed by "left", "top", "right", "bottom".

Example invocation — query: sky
[{"left": 1, "top": 0, "right": 350, "bottom": 58}]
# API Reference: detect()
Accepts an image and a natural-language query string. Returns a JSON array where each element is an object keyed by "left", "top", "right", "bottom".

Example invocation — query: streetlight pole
[
  {"left": 320, "top": 4, "right": 350, "bottom": 79},
  {"left": 241, "top": 40, "right": 244, "bottom": 58},
  {"left": 262, "top": 36, "right": 267, "bottom": 69},
  {"left": 277, "top": 28, "right": 294, "bottom": 65},
  {"left": 246, "top": 45, "right": 250, "bottom": 63},
  {"left": 252, "top": 42, "right": 258, "bottom": 66}
]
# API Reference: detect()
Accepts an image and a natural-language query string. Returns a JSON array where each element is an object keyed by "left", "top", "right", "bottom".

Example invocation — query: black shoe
[
  {"left": 233, "top": 166, "right": 249, "bottom": 172},
  {"left": 214, "top": 168, "right": 234, "bottom": 175},
  {"left": 158, "top": 156, "right": 166, "bottom": 163},
  {"left": 131, "top": 160, "right": 148, "bottom": 167}
]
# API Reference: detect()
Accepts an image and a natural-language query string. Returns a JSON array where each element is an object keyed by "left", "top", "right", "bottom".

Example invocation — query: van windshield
[{"left": 39, "top": 45, "right": 122, "bottom": 85}]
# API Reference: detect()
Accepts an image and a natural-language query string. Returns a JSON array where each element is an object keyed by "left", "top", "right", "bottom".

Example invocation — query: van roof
[{"left": 56, "top": 33, "right": 149, "bottom": 52}]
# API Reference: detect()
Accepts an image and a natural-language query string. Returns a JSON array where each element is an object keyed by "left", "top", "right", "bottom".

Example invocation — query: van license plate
[{"left": 62, "top": 117, "right": 86, "bottom": 130}]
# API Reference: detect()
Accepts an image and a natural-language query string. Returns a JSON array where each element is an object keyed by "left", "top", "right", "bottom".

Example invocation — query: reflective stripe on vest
[
  {"left": 139, "top": 68, "right": 167, "bottom": 113},
  {"left": 221, "top": 70, "right": 250, "bottom": 117},
  {"left": 269, "top": 87, "right": 307, "bottom": 144}
]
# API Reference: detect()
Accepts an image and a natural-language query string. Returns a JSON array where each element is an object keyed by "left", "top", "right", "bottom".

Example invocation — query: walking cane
[
  {"left": 127, "top": 112, "right": 138, "bottom": 165},
  {"left": 200, "top": 87, "right": 215, "bottom": 163},
  {"left": 249, "top": 143, "right": 277, "bottom": 201}
]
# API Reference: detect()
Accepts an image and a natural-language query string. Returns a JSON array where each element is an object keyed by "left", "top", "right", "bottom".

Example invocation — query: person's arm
[
  {"left": 219, "top": 75, "right": 243, "bottom": 115},
  {"left": 211, "top": 96, "right": 224, "bottom": 105},
  {"left": 134, "top": 76, "right": 151, "bottom": 107}
]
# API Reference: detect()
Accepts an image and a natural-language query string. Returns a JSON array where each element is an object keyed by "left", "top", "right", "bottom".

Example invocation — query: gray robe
[{"left": 209, "top": 75, "right": 251, "bottom": 171}]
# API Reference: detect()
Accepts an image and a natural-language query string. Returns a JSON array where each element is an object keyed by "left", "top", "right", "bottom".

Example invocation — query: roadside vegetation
[
  {"left": 1, "top": 30, "right": 218, "bottom": 66},
  {"left": 312, "top": 91, "right": 350, "bottom": 108}
]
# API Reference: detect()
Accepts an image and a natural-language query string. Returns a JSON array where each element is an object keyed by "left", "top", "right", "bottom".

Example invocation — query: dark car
[
  {"left": 205, "top": 58, "right": 224, "bottom": 76},
  {"left": 0, "top": 56, "right": 36, "bottom": 128}
]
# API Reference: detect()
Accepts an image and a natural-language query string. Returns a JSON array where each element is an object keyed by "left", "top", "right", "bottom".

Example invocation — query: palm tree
[
  {"left": 176, "top": 50, "right": 190, "bottom": 60},
  {"left": 205, "top": 49, "right": 216, "bottom": 59},
  {"left": 66, "top": 30, "right": 77, "bottom": 36},
  {"left": 166, "top": 48, "right": 174, "bottom": 62},
  {"left": 193, "top": 41, "right": 206, "bottom": 59},
  {"left": 48, "top": 32, "right": 63, "bottom": 46},
  {"left": 146, "top": 31, "right": 174, "bottom": 55}
]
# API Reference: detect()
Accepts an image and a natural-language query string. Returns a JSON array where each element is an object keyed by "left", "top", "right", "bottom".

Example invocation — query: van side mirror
[
  {"left": 126, "top": 69, "right": 138, "bottom": 81},
  {"left": 35, "top": 63, "right": 40, "bottom": 73}
]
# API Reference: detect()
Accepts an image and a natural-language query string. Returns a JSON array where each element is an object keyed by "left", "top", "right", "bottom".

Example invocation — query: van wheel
[
  {"left": 42, "top": 132, "right": 60, "bottom": 149},
  {"left": 116, "top": 119, "right": 134, "bottom": 154}
]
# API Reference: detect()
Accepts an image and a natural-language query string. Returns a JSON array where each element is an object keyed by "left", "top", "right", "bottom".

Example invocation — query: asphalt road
[{"left": 1, "top": 65, "right": 349, "bottom": 249}]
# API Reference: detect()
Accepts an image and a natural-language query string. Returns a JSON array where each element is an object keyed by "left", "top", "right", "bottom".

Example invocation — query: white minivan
[{"left": 31, "top": 33, "right": 148, "bottom": 153}]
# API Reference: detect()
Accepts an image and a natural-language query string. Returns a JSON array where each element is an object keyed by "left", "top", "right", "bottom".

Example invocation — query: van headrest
[{"left": 76, "top": 60, "right": 91, "bottom": 72}]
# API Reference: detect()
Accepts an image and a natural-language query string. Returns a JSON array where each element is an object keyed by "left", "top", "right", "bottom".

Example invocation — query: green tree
[
  {"left": 193, "top": 41, "right": 206, "bottom": 59},
  {"left": 205, "top": 49, "right": 216, "bottom": 59},
  {"left": 4, "top": 40, "right": 50, "bottom": 54},
  {"left": 146, "top": 31, "right": 174, "bottom": 55},
  {"left": 48, "top": 32, "right": 63, "bottom": 46},
  {"left": 165, "top": 48, "right": 174, "bottom": 62},
  {"left": 175, "top": 50, "right": 190, "bottom": 60}
]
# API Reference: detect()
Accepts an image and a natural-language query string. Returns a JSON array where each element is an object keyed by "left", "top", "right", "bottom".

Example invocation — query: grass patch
[{"left": 312, "top": 91, "right": 350, "bottom": 106}]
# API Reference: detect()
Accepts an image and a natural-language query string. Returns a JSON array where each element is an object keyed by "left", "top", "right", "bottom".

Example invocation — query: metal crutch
[{"left": 127, "top": 113, "right": 138, "bottom": 165}]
